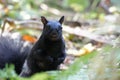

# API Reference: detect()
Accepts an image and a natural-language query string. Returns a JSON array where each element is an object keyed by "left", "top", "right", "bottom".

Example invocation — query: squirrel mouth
[{"left": 50, "top": 35, "right": 58, "bottom": 40}]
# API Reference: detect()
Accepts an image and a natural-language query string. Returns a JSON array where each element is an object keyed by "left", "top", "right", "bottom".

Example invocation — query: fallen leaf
[{"left": 22, "top": 34, "right": 37, "bottom": 43}]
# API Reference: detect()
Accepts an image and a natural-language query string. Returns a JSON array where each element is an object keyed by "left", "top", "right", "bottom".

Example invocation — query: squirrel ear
[
  {"left": 41, "top": 16, "right": 48, "bottom": 25},
  {"left": 59, "top": 16, "right": 64, "bottom": 24}
]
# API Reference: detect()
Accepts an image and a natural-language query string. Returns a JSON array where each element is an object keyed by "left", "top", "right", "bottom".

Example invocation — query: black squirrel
[
  {"left": 0, "top": 35, "right": 31, "bottom": 74},
  {"left": 20, "top": 16, "right": 66, "bottom": 77}
]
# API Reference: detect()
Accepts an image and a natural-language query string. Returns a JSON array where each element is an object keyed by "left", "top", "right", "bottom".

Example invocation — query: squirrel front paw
[{"left": 45, "top": 56, "right": 53, "bottom": 63}]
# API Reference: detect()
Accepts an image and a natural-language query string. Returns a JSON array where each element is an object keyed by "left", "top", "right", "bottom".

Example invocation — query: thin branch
[{"left": 63, "top": 26, "right": 115, "bottom": 45}]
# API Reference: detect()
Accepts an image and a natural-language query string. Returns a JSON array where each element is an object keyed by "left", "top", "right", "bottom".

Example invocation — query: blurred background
[
  {"left": 0, "top": 0, "right": 120, "bottom": 20},
  {"left": 0, "top": 0, "right": 120, "bottom": 80}
]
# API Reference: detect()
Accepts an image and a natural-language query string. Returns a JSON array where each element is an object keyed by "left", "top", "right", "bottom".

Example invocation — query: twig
[{"left": 63, "top": 26, "right": 115, "bottom": 45}]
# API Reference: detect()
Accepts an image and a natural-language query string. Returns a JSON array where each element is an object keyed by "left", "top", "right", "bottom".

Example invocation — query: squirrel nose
[{"left": 51, "top": 30, "right": 58, "bottom": 36}]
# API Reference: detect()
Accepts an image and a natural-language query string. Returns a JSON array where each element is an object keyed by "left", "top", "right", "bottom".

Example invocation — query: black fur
[
  {"left": 20, "top": 16, "right": 66, "bottom": 77},
  {"left": 0, "top": 35, "right": 31, "bottom": 74}
]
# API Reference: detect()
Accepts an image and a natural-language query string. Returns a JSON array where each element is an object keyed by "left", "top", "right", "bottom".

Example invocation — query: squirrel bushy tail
[{"left": 0, "top": 35, "right": 31, "bottom": 74}]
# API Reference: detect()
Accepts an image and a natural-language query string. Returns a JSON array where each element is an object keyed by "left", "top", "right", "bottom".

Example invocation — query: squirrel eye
[{"left": 46, "top": 25, "right": 51, "bottom": 30}]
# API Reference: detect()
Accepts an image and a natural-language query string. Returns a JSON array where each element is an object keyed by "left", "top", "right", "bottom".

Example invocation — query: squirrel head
[{"left": 41, "top": 16, "right": 64, "bottom": 41}]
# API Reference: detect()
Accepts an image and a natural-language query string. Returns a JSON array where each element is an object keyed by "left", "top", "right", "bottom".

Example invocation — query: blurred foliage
[
  {"left": 64, "top": 0, "right": 89, "bottom": 11},
  {"left": 0, "top": 0, "right": 43, "bottom": 21},
  {"left": 0, "top": 0, "right": 120, "bottom": 22},
  {"left": 0, "top": 0, "right": 120, "bottom": 80},
  {"left": 0, "top": 64, "right": 19, "bottom": 80},
  {"left": 111, "top": 0, "right": 120, "bottom": 8}
]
